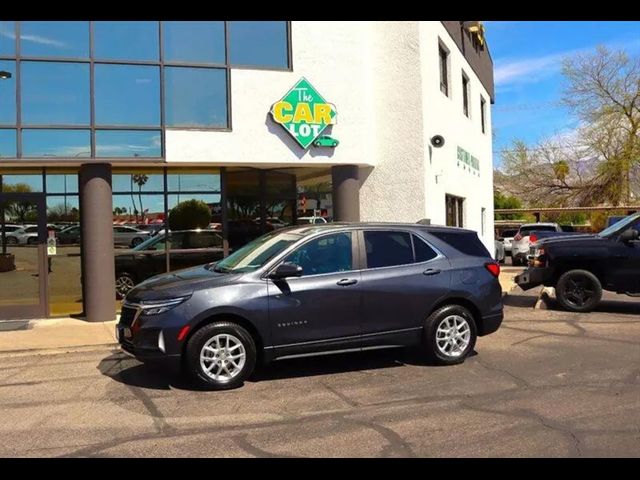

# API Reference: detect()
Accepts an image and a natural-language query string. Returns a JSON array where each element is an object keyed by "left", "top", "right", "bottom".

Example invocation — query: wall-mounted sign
[
  {"left": 457, "top": 146, "right": 480, "bottom": 176},
  {"left": 270, "top": 78, "right": 337, "bottom": 149}
]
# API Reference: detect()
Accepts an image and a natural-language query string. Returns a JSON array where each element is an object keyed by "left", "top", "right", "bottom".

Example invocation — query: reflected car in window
[
  {"left": 114, "top": 229, "right": 224, "bottom": 298},
  {"left": 5, "top": 225, "right": 39, "bottom": 245},
  {"left": 113, "top": 225, "right": 152, "bottom": 248}
]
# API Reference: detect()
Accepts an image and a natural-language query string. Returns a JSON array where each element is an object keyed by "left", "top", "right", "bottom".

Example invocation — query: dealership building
[{"left": 0, "top": 21, "right": 495, "bottom": 321}]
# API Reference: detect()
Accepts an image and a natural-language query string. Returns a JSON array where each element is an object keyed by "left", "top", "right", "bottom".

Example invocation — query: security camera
[{"left": 431, "top": 135, "right": 445, "bottom": 148}]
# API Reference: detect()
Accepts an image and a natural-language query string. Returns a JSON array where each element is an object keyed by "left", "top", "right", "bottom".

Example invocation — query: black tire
[
  {"left": 185, "top": 322, "right": 257, "bottom": 390},
  {"left": 130, "top": 237, "right": 144, "bottom": 247},
  {"left": 555, "top": 269, "right": 602, "bottom": 313},
  {"left": 27, "top": 237, "right": 37, "bottom": 245},
  {"left": 115, "top": 271, "right": 136, "bottom": 299},
  {"left": 6, "top": 237, "right": 17, "bottom": 245},
  {"left": 423, "top": 304, "right": 477, "bottom": 365}
]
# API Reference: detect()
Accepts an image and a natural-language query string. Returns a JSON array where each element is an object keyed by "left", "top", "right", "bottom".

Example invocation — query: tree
[
  {"left": 131, "top": 174, "right": 149, "bottom": 222},
  {"left": 2, "top": 183, "right": 35, "bottom": 222},
  {"left": 498, "top": 46, "right": 640, "bottom": 208},
  {"left": 493, "top": 190, "right": 524, "bottom": 220},
  {"left": 168, "top": 200, "right": 211, "bottom": 230}
]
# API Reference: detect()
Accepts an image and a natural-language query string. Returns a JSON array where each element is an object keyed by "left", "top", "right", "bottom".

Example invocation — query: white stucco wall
[{"left": 419, "top": 22, "right": 495, "bottom": 253}]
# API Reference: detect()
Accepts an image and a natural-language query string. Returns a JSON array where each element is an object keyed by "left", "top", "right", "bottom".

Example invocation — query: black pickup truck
[{"left": 515, "top": 213, "right": 640, "bottom": 312}]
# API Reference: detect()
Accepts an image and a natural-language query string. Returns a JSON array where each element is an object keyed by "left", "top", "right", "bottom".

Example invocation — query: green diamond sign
[{"left": 270, "top": 78, "right": 338, "bottom": 149}]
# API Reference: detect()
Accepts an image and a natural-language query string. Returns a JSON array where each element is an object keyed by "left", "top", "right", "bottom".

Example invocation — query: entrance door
[{"left": 0, "top": 193, "right": 48, "bottom": 319}]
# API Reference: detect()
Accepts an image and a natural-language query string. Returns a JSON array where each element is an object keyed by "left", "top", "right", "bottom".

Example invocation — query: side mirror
[
  {"left": 620, "top": 228, "right": 639, "bottom": 243},
  {"left": 269, "top": 262, "right": 303, "bottom": 280}
]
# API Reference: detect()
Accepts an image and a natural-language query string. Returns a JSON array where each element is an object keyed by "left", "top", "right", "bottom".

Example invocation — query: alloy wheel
[
  {"left": 200, "top": 334, "right": 246, "bottom": 383},
  {"left": 435, "top": 314, "right": 471, "bottom": 358}
]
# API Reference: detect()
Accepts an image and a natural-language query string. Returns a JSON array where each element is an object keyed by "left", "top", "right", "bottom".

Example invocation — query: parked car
[
  {"left": 494, "top": 239, "right": 505, "bottom": 264},
  {"left": 134, "top": 224, "right": 165, "bottom": 237},
  {"left": 113, "top": 225, "right": 151, "bottom": 248},
  {"left": 116, "top": 223, "right": 504, "bottom": 390},
  {"left": 515, "top": 212, "right": 640, "bottom": 312},
  {"left": 5, "top": 225, "right": 39, "bottom": 245},
  {"left": 0, "top": 224, "right": 22, "bottom": 235},
  {"left": 56, "top": 225, "right": 82, "bottom": 245},
  {"left": 606, "top": 216, "right": 627, "bottom": 228},
  {"left": 500, "top": 229, "right": 519, "bottom": 256},
  {"left": 296, "top": 216, "right": 328, "bottom": 225},
  {"left": 511, "top": 223, "right": 567, "bottom": 266},
  {"left": 114, "top": 229, "right": 225, "bottom": 298}
]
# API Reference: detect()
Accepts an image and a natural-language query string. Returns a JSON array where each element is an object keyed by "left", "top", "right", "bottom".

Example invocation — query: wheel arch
[
  {"left": 427, "top": 296, "right": 484, "bottom": 335},
  {"left": 551, "top": 261, "right": 606, "bottom": 287}
]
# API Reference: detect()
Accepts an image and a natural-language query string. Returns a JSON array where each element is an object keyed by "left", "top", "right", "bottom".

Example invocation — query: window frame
[
  {"left": 264, "top": 230, "right": 358, "bottom": 280},
  {"left": 438, "top": 41, "right": 450, "bottom": 98},
  {"left": 480, "top": 95, "right": 486, "bottom": 133},
  {"left": 462, "top": 71, "right": 470, "bottom": 118},
  {"left": 359, "top": 229, "right": 444, "bottom": 271},
  {"left": 0, "top": 21, "right": 292, "bottom": 160}
]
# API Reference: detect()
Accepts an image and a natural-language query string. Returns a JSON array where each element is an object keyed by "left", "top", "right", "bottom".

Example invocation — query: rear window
[
  {"left": 428, "top": 231, "right": 490, "bottom": 257},
  {"left": 502, "top": 229, "right": 518, "bottom": 237},
  {"left": 519, "top": 225, "right": 557, "bottom": 234}
]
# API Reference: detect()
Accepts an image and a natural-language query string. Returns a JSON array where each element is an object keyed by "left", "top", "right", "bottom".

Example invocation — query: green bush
[{"left": 168, "top": 200, "right": 211, "bottom": 230}]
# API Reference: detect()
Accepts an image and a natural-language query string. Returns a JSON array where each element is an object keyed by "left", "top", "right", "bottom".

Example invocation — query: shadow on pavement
[
  {"left": 98, "top": 347, "right": 475, "bottom": 391},
  {"left": 541, "top": 293, "right": 640, "bottom": 315}
]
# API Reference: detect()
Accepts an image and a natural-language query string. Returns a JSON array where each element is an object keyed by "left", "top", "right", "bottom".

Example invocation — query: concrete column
[
  {"left": 332, "top": 165, "right": 360, "bottom": 222},
  {"left": 79, "top": 164, "right": 115, "bottom": 322}
]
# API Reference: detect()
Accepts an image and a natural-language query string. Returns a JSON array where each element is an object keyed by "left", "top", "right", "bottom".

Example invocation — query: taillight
[
  {"left": 485, "top": 262, "right": 500, "bottom": 277},
  {"left": 514, "top": 233, "right": 522, "bottom": 241},
  {"left": 529, "top": 234, "right": 537, "bottom": 243}
]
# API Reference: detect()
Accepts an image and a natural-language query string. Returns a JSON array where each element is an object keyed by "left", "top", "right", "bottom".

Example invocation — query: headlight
[{"left": 138, "top": 295, "right": 191, "bottom": 315}]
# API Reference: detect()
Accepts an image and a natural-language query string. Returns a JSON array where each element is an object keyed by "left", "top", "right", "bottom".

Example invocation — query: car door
[
  {"left": 267, "top": 230, "right": 362, "bottom": 356},
  {"left": 357, "top": 230, "right": 452, "bottom": 346},
  {"left": 608, "top": 220, "right": 640, "bottom": 292}
]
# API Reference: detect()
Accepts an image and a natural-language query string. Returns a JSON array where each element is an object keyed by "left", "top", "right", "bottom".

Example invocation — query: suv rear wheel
[
  {"left": 555, "top": 269, "right": 602, "bottom": 313},
  {"left": 423, "top": 305, "right": 477, "bottom": 365},
  {"left": 185, "top": 322, "right": 257, "bottom": 390}
]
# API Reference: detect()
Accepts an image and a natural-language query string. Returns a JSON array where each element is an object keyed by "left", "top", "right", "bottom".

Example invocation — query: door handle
[
  {"left": 336, "top": 278, "right": 358, "bottom": 286},
  {"left": 423, "top": 268, "right": 441, "bottom": 276}
]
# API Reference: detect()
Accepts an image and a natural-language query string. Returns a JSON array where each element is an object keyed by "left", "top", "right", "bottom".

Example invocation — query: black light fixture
[{"left": 0, "top": 70, "right": 12, "bottom": 80}]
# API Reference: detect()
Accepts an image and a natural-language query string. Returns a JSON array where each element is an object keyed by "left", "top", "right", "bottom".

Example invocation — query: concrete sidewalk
[{"left": 0, "top": 317, "right": 119, "bottom": 357}]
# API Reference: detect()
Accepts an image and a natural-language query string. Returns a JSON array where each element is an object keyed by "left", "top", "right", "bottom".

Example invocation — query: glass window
[
  {"left": 188, "top": 231, "right": 223, "bottom": 249},
  {"left": 480, "top": 96, "right": 486, "bottom": 133},
  {"left": 20, "top": 21, "right": 89, "bottom": 58},
  {"left": 446, "top": 194, "right": 464, "bottom": 227},
  {"left": 168, "top": 193, "right": 220, "bottom": 227},
  {"left": 21, "top": 61, "right": 90, "bottom": 125},
  {"left": 162, "top": 21, "right": 224, "bottom": 64},
  {"left": 0, "top": 130, "right": 17, "bottom": 158},
  {"left": 167, "top": 170, "right": 221, "bottom": 192},
  {"left": 22, "top": 129, "right": 90, "bottom": 158},
  {"left": 96, "top": 130, "right": 161, "bottom": 157},
  {"left": 94, "top": 64, "right": 160, "bottom": 126},
  {"left": 93, "top": 21, "right": 159, "bottom": 61},
  {"left": 430, "top": 231, "right": 490, "bottom": 257},
  {"left": 439, "top": 44, "right": 449, "bottom": 96},
  {"left": 0, "top": 172, "right": 43, "bottom": 192},
  {"left": 285, "top": 232, "right": 352, "bottom": 276},
  {"left": 113, "top": 192, "right": 165, "bottom": 226},
  {"left": 0, "top": 61, "right": 16, "bottom": 125},
  {"left": 228, "top": 21, "right": 288, "bottom": 69},
  {"left": 462, "top": 73, "right": 470, "bottom": 117},
  {"left": 0, "top": 22, "right": 15, "bottom": 56},
  {"left": 46, "top": 172, "right": 78, "bottom": 194},
  {"left": 112, "top": 171, "right": 164, "bottom": 193},
  {"left": 364, "top": 231, "right": 414, "bottom": 269},
  {"left": 164, "top": 66, "right": 227, "bottom": 128},
  {"left": 413, "top": 235, "right": 438, "bottom": 262}
]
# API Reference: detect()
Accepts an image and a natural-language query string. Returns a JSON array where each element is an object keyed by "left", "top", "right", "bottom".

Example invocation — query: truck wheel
[
  {"left": 423, "top": 304, "right": 477, "bottom": 365},
  {"left": 556, "top": 269, "right": 602, "bottom": 313}
]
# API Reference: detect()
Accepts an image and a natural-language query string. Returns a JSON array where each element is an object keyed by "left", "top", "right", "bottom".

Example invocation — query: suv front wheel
[
  {"left": 423, "top": 304, "right": 477, "bottom": 365},
  {"left": 185, "top": 322, "right": 257, "bottom": 390}
]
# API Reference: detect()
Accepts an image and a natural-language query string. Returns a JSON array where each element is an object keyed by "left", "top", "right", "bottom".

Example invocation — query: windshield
[
  {"left": 133, "top": 234, "right": 162, "bottom": 251},
  {"left": 597, "top": 213, "right": 640, "bottom": 238},
  {"left": 212, "top": 230, "right": 301, "bottom": 273}
]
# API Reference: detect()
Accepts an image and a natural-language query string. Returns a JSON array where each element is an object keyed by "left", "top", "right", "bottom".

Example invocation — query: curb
[{"left": 0, "top": 343, "right": 120, "bottom": 359}]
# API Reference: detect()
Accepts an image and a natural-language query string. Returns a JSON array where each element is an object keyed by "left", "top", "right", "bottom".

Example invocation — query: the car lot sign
[{"left": 270, "top": 78, "right": 337, "bottom": 149}]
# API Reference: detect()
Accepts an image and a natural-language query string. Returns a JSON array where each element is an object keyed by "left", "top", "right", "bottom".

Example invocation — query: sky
[{"left": 485, "top": 21, "right": 640, "bottom": 169}]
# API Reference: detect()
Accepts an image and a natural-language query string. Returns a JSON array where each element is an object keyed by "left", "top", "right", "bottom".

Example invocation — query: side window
[
  {"left": 167, "top": 232, "right": 188, "bottom": 250},
  {"left": 284, "top": 232, "right": 352, "bottom": 276},
  {"left": 189, "top": 232, "right": 222, "bottom": 249},
  {"left": 314, "top": 218, "right": 324, "bottom": 224},
  {"left": 364, "top": 231, "right": 413, "bottom": 268},
  {"left": 413, "top": 235, "right": 438, "bottom": 262}
]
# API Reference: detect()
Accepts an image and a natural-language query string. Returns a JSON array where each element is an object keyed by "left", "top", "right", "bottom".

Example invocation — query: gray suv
[{"left": 117, "top": 223, "right": 504, "bottom": 390}]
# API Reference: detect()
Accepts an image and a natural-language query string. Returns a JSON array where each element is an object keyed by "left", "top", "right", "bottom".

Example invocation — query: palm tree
[{"left": 132, "top": 174, "right": 149, "bottom": 222}]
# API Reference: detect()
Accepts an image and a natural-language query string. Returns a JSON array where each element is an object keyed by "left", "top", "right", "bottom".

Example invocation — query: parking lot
[{"left": 0, "top": 296, "right": 638, "bottom": 458}]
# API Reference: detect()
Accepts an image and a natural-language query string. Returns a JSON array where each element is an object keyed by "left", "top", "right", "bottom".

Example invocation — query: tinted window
[
  {"left": 0, "top": 22, "right": 15, "bottom": 56},
  {"left": 164, "top": 67, "right": 227, "bottom": 127},
  {"left": 413, "top": 235, "right": 438, "bottom": 262},
  {"left": 162, "top": 21, "right": 225, "bottom": 64},
  {"left": 96, "top": 130, "right": 161, "bottom": 157},
  {"left": 285, "top": 232, "right": 352, "bottom": 276},
  {"left": 0, "top": 130, "right": 16, "bottom": 157},
  {"left": 22, "top": 129, "right": 90, "bottom": 157},
  {"left": 20, "top": 21, "right": 89, "bottom": 58},
  {"left": 0, "top": 60, "right": 16, "bottom": 125},
  {"left": 189, "top": 232, "right": 222, "bottom": 249},
  {"left": 93, "top": 21, "right": 159, "bottom": 61},
  {"left": 167, "top": 232, "right": 188, "bottom": 250},
  {"left": 502, "top": 229, "right": 518, "bottom": 237},
  {"left": 364, "top": 231, "right": 413, "bottom": 268},
  {"left": 228, "top": 21, "right": 288, "bottom": 68},
  {"left": 21, "top": 61, "right": 90, "bottom": 125},
  {"left": 519, "top": 225, "right": 557, "bottom": 234},
  {"left": 95, "top": 64, "right": 160, "bottom": 126},
  {"left": 429, "top": 231, "right": 490, "bottom": 257}
]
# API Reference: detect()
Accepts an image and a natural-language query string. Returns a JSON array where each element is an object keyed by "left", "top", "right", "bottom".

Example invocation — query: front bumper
[
  {"left": 514, "top": 266, "right": 553, "bottom": 291},
  {"left": 116, "top": 323, "right": 181, "bottom": 370}
]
